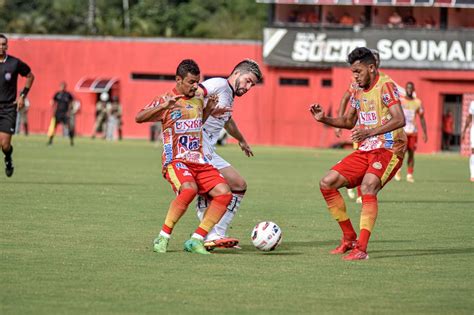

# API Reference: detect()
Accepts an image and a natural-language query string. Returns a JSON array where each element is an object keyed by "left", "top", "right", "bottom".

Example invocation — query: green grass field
[{"left": 1, "top": 136, "right": 473, "bottom": 314}]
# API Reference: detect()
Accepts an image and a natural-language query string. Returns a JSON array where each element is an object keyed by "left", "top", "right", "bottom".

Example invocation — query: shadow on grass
[
  {"left": 213, "top": 239, "right": 413, "bottom": 255},
  {"left": 370, "top": 247, "right": 474, "bottom": 259},
  {"left": 4, "top": 181, "right": 138, "bottom": 186},
  {"left": 214, "top": 250, "right": 304, "bottom": 256},
  {"left": 380, "top": 200, "right": 474, "bottom": 204}
]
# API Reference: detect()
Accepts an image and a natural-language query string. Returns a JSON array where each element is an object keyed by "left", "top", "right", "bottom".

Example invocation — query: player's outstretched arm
[
  {"left": 352, "top": 103, "right": 405, "bottom": 143},
  {"left": 309, "top": 103, "right": 357, "bottom": 129},
  {"left": 225, "top": 118, "right": 253, "bottom": 157},
  {"left": 135, "top": 95, "right": 182, "bottom": 123},
  {"left": 335, "top": 90, "right": 351, "bottom": 137}
]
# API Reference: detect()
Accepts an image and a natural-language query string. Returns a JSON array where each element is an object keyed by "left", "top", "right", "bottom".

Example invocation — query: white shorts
[{"left": 202, "top": 132, "right": 231, "bottom": 170}]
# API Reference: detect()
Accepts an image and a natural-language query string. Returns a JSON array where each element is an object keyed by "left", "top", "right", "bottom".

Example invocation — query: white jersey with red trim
[{"left": 200, "top": 77, "right": 235, "bottom": 149}]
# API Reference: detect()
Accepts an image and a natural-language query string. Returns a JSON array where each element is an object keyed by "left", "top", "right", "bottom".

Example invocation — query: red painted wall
[{"left": 8, "top": 35, "right": 474, "bottom": 153}]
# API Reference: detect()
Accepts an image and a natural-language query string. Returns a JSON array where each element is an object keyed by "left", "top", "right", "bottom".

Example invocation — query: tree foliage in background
[{"left": 0, "top": 0, "right": 268, "bottom": 40}]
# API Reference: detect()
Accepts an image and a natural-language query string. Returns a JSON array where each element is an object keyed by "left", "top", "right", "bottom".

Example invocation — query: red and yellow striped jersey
[
  {"left": 350, "top": 74, "right": 407, "bottom": 158},
  {"left": 400, "top": 96, "right": 423, "bottom": 135},
  {"left": 140, "top": 88, "right": 208, "bottom": 169}
]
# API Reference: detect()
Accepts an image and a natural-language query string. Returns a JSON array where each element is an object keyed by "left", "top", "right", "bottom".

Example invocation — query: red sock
[
  {"left": 338, "top": 219, "right": 357, "bottom": 241},
  {"left": 162, "top": 224, "right": 173, "bottom": 235},
  {"left": 193, "top": 227, "right": 208, "bottom": 238},
  {"left": 407, "top": 167, "right": 414, "bottom": 175},
  {"left": 197, "top": 193, "right": 232, "bottom": 236},
  {"left": 359, "top": 194, "right": 378, "bottom": 252},
  {"left": 358, "top": 229, "right": 371, "bottom": 252},
  {"left": 357, "top": 186, "right": 362, "bottom": 198},
  {"left": 162, "top": 188, "right": 196, "bottom": 235}
]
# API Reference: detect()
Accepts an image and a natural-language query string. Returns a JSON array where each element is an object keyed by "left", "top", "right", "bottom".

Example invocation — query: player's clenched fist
[{"left": 309, "top": 104, "right": 325, "bottom": 121}]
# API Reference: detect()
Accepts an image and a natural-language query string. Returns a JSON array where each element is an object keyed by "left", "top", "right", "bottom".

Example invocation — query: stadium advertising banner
[{"left": 263, "top": 28, "right": 474, "bottom": 70}]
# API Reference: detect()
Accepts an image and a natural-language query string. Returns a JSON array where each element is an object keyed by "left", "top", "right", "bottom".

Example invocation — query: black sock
[{"left": 3, "top": 146, "right": 13, "bottom": 160}]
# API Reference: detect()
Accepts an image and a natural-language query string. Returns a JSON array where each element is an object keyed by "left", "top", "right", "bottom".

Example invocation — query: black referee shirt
[
  {"left": 0, "top": 55, "right": 31, "bottom": 104},
  {"left": 53, "top": 91, "right": 74, "bottom": 117}
]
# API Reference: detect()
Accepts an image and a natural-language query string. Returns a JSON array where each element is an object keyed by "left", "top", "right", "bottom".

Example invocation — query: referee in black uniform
[{"left": 0, "top": 34, "right": 34, "bottom": 177}]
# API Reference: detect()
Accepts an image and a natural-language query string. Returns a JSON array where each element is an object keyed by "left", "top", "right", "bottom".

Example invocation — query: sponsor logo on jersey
[
  {"left": 4, "top": 72, "right": 11, "bottom": 81},
  {"left": 162, "top": 128, "right": 173, "bottom": 165},
  {"left": 382, "top": 93, "right": 393, "bottom": 106},
  {"left": 185, "top": 104, "right": 194, "bottom": 109},
  {"left": 350, "top": 97, "right": 360, "bottom": 109},
  {"left": 183, "top": 170, "right": 192, "bottom": 176},
  {"left": 175, "top": 162, "right": 188, "bottom": 170},
  {"left": 384, "top": 131, "right": 394, "bottom": 141},
  {"left": 392, "top": 86, "right": 400, "bottom": 98},
  {"left": 175, "top": 119, "right": 202, "bottom": 134},
  {"left": 171, "top": 110, "right": 182, "bottom": 120},
  {"left": 359, "top": 111, "right": 378, "bottom": 125},
  {"left": 178, "top": 135, "right": 200, "bottom": 151},
  {"left": 179, "top": 151, "right": 204, "bottom": 164}
]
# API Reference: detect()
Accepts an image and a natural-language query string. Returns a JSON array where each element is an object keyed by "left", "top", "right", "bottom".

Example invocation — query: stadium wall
[{"left": 8, "top": 35, "right": 474, "bottom": 153}]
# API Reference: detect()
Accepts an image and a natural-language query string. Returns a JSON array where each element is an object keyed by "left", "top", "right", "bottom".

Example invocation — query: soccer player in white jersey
[
  {"left": 196, "top": 59, "right": 263, "bottom": 250},
  {"left": 461, "top": 100, "right": 474, "bottom": 182}
]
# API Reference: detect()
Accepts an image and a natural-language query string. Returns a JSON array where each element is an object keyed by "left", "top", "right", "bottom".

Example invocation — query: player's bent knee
[
  {"left": 213, "top": 192, "right": 233, "bottom": 207},
  {"left": 210, "top": 183, "right": 232, "bottom": 196},
  {"left": 180, "top": 182, "right": 198, "bottom": 193},
  {"left": 360, "top": 182, "right": 378, "bottom": 195},
  {"left": 230, "top": 178, "right": 247, "bottom": 192},
  {"left": 319, "top": 177, "right": 336, "bottom": 190}
]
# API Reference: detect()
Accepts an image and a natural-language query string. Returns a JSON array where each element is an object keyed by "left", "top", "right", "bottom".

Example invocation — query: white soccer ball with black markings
[{"left": 251, "top": 221, "right": 282, "bottom": 251}]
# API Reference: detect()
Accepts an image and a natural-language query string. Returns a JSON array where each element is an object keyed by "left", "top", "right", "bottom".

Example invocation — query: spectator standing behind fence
[
  {"left": 92, "top": 92, "right": 109, "bottom": 139},
  {"left": 388, "top": 11, "right": 403, "bottom": 28},
  {"left": 340, "top": 13, "right": 354, "bottom": 26},
  {"left": 105, "top": 95, "right": 122, "bottom": 141},
  {"left": 442, "top": 110, "right": 454, "bottom": 151},
  {"left": 15, "top": 97, "right": 29, "bottom": 135},
  {"left": 325, "top": 11, "right": 338, "bottom": 25}
]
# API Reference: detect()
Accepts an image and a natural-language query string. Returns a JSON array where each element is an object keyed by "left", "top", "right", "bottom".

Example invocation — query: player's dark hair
[
  {"left": 370, "top": 49, "right": 379, "bottom": 60},
  {"left": 0, "top": 34, "right": 7, "bottom": 43},
  {"left": 348, "top": 47, "right": 376, "bottom": 66},
  {"left": 176, "top": 59, "right": 200, "bottom": 78},
  {"left": 406, "top": 81, "right": 414, "bottom": 87},
  {"left": 231, "top": 59, "right": 263, "bottom": 82}
]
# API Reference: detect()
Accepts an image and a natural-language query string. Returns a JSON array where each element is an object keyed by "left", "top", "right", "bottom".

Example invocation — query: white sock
[
  {"left": 470, "top": 154, "right": 474, "bottom": 179},
  {"left": 191, "top": 233, "right": 204, "bottom": 241},
  {"left": 195, "top": 195, "right": 208, "bottom": 221},
  {"left": 205, "top": 193, "right": 244, "bottom": 241},
  {"left": 159, "top": 230, "right": 170, "bottom": 238}
]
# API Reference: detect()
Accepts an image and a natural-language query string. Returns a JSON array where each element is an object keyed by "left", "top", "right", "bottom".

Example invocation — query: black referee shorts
[{"left": 0, "top": 103, "right": 17, "bottom": 134}]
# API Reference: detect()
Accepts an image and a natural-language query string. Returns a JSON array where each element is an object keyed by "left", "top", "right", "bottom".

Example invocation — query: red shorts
[
  {"left": 163, "top": 160, "right": 227, "bottom": 194},
  {"left": 406, "top": 133, "right": 418, "bottom": 151},
  {"left": 332, "top": 149, "right": 403, "bottom": 188}
]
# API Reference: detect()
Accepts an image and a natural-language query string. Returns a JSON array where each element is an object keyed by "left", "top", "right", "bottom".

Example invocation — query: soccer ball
[{"left": 251, "top": 221, "right": 282, "bottom": 251}]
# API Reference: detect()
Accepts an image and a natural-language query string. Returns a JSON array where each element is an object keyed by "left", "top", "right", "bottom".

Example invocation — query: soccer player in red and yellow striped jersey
[
  {"left": 136, "top": 59, "right": 232, "bottom": 255},
  {"left": 395, "top": 82, "right": 428, "bottom": 183},
  {"left": 310, "top": 47, "right": 407, "bottom": 260}
]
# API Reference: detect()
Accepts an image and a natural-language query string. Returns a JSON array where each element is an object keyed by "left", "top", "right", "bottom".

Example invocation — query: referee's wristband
[{"left": 20, "top": 87, "right": 30, "bottom": 98}]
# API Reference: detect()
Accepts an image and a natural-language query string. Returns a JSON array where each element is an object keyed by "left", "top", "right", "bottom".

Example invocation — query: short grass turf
[{"left": 1, "top": 136, "right": 473, "bottom": 314}]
